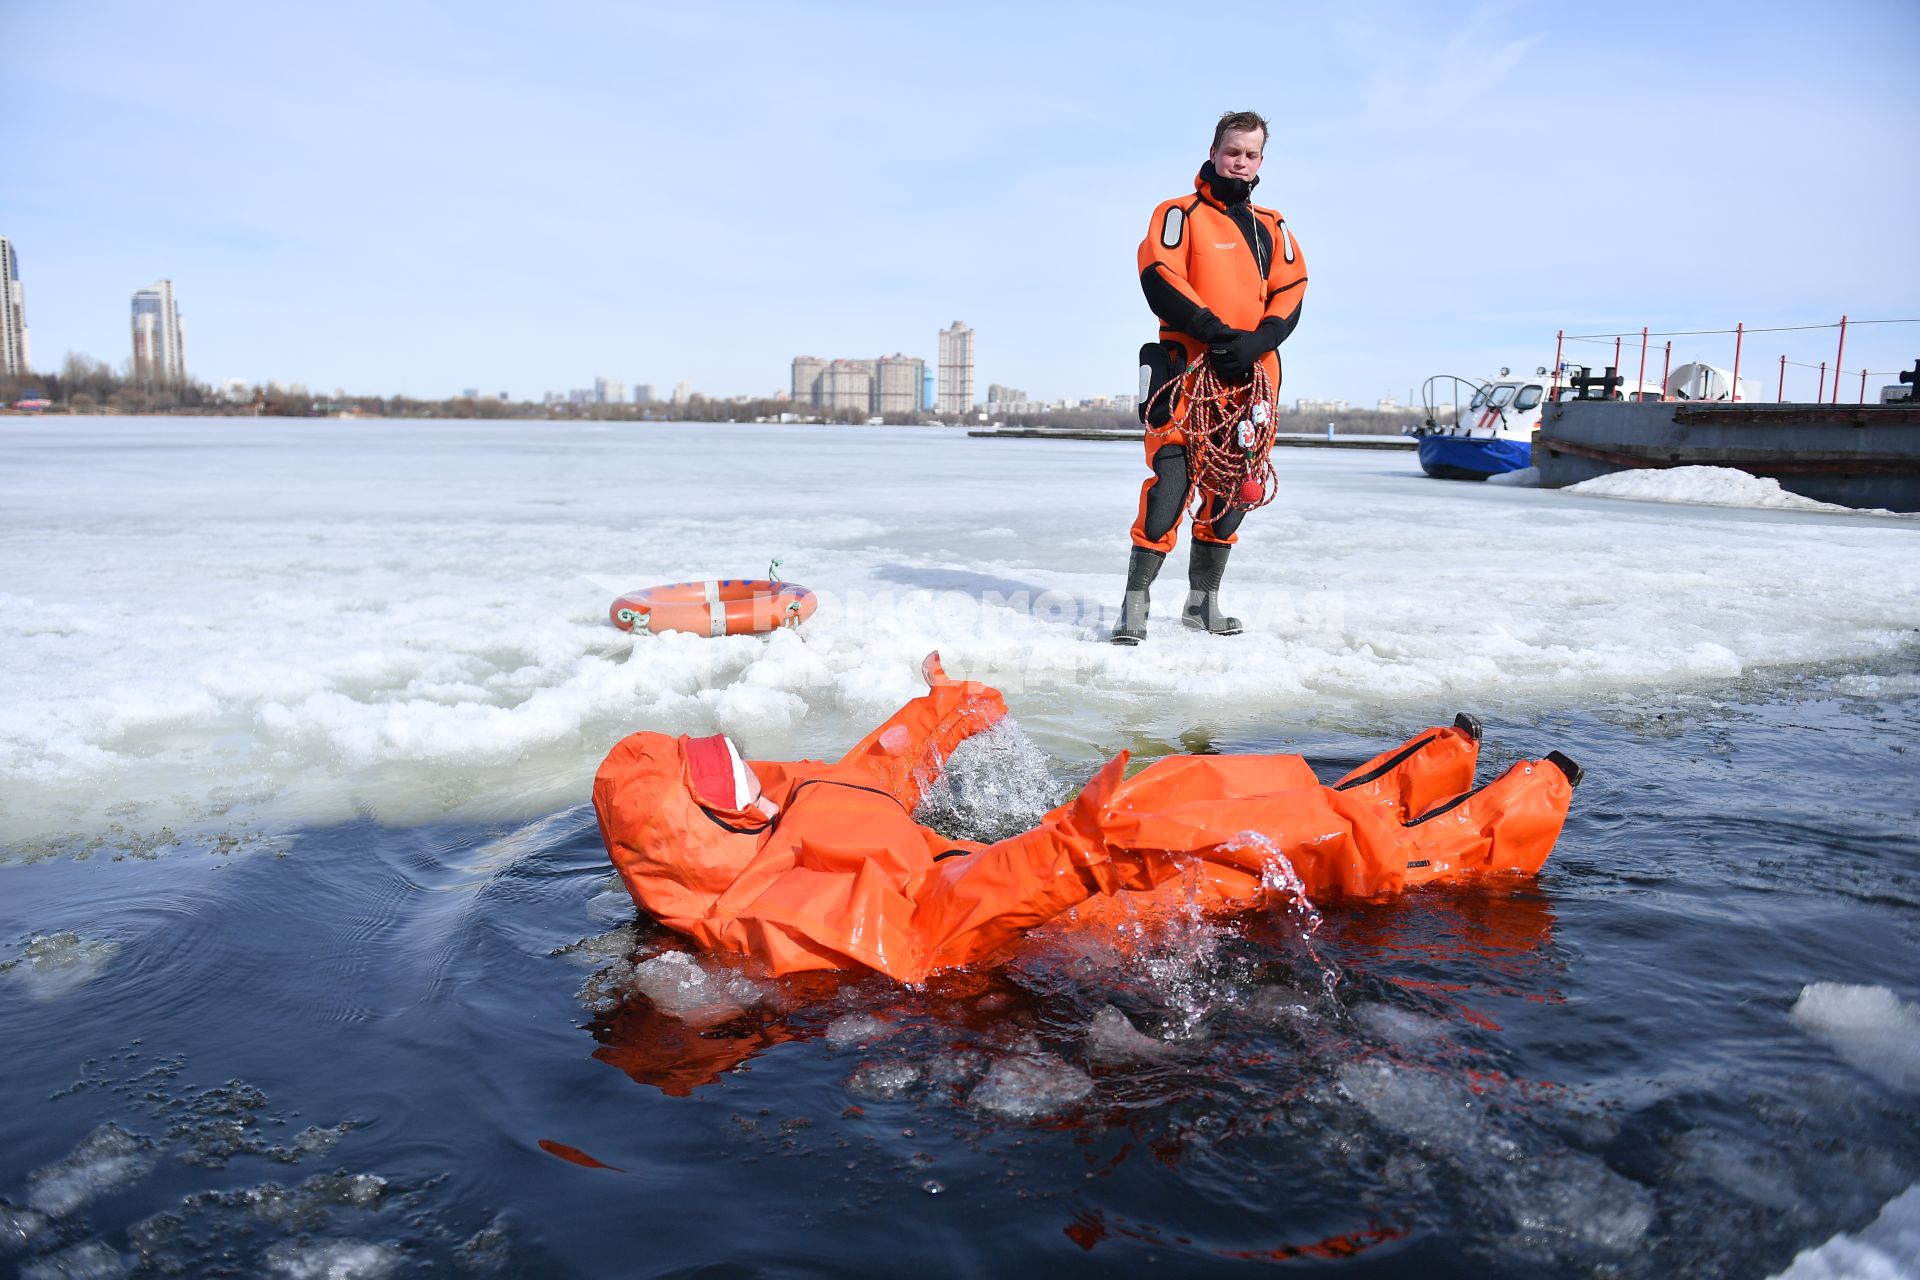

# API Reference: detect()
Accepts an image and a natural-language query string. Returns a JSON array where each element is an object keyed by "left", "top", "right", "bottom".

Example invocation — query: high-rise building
[
  {"left": 872, "top": 355, "right": 925, "bottom": 417},
  {"left": 936, "top": 321, "right": 974, "bottom": 414},
  {"left": 634, "top": 384, "right": 655, "bottom": 405},
  {"left": 595, "top": 376, "right": 625, "bottom": 404},
  {"left": 790, "top": 357, "right": 824, "bottom": 406},
  {"left": 790, "top": 354, "right": 926, "bottom": 416},
  {"left": 0, "top": 238, "right": 29, "bottom": 378},
  {"left": 819, "top": 359, "right": 874, "bottom": 412},
  {"left": 131, "top": 280, "right": 186, "bottom": 386},
  {"left": 672, "top": 380, "right": 694, "bottom": 404}
]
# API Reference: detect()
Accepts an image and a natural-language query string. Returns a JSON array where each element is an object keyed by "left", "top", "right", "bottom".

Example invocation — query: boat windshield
[
  {"left": 1469, "top": 386, "right": 1491, "bottom": 410},
  {"left": 1488, "top": 385, "right": 1516, "bottom": 408},
  {"left": 1515, "top": 384, "right": 1544, "bottom": 411}
]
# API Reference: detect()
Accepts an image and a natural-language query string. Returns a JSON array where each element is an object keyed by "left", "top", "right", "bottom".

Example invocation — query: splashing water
[
  {"left": 1228, "top": 830, "right": 1341, "bottom": 1001},
  {"left": 911, "top": 720, "right": 1065, "bottom": 843}
]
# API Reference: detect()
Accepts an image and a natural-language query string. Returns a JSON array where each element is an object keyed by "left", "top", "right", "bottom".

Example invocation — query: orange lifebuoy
[{"left": 609, "top": 579, "right": 817, "bottom": 637}]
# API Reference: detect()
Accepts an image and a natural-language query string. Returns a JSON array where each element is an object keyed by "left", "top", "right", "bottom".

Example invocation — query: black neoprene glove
[
  {"left": 1210, "top": 317, "right": 1287, "bottom": 382},
  {"left": 1186, "top": 308, "right": 1238, "bottom": 347},
  {"left": 1210, "top": 330, "right": 1267, "bottom": 381}
]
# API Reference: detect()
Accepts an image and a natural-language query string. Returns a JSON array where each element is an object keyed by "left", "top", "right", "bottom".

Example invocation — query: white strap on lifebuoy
[{"left": 705, "top": 580, "right": 723, "bottom": 637}]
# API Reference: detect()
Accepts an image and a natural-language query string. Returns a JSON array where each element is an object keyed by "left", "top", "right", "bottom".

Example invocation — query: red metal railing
[{"left": 1552, "top": 317, "right": 1918, "bottom": 403}]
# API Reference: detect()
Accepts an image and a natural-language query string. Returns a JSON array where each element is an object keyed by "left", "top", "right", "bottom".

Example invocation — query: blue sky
[{"left": 4, "top": 0, "right": 1916, "bottom": 405}]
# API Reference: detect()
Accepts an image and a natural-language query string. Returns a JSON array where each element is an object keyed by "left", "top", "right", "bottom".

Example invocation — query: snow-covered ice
[
  {"left": 1566, "top": 463, "right": 1911, "bottom": 515},
  {"left": 2, "top": 420, "right": 1914, "bottom": 845}
]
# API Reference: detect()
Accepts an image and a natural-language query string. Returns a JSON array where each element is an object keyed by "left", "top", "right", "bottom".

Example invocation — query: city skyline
[
  {"left": 0, "top": 246, "right": 1134, "bottom": 408},
  {"left": 4, "top": 3, "right": 1917, "bottom": 404},
  {"left": 791, "top": 352, "right": 930, "bottom": 417}
]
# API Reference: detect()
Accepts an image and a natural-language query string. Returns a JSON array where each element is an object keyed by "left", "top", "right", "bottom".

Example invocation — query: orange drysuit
[
  {"left": 592, "top": 656, "right": 1576, "bottom": 984},
  {"left": 1132, "top": 163, "right": 1308, "bottom": 551}
]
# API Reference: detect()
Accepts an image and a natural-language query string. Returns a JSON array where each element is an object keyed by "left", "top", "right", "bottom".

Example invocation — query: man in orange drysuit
[
  {"left": 1114, "top": 109, "right": 1308, "bottom": 644},
  {"left": 592, "top": 655, "right": 1581, "bottom": 985}
]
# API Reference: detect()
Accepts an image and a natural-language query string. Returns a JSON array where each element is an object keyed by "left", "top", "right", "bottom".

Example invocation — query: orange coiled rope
[{"left": 1146, "top": 356, "right": 1280, "bottom": 512}]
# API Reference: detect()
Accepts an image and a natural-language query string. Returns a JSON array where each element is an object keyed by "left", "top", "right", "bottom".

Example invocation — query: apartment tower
[
  {"left": 872, "top": 355, "right": 925, "bottom": 416},
  {"left": 131, "top": 280, "right": 186, "bottom": 386},
  {"left": 0, "top": 237, "right": 29, "bottom": 379},
  {"left": 936, "top": 320, "right": 973, "bottom": 415}
]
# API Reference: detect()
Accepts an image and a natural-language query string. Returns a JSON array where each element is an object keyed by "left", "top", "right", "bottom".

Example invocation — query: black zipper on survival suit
[
  {"left": 1226, "top": 203, "right": 1271, "bottom": 279},
  {"left": 1332, "top": 734, "right": 1437, "bottom": 792}
]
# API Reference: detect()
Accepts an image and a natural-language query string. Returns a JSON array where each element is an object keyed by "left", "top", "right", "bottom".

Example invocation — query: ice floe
[
  {"left": 19, "top": 1240, "right": 128, "bottom": 1280},
  {"left": 1084, "top": 1005, "right": 1176, "bottom": 1064},
  {"left": 260, "top": 1238, "right": 403, "bottom": 1279},
  {"left": 842, "top": 1059, "right": 921, "bottom": 1102},
  {"left": 0, "top": 933, "right": 121, "bottom": 1002},
  {"left": 1336, "top": 1058, "right": 1483, "bottom": 1148},
  {"left": 1791, "top": 982, "right": 1920, "bottom": 1092},
  {"left": 26, "top": 1125, "right": 153, "bottom": 1218},
  {"left": 1771, "top": 1182, "right": 1920, "bottom": 1279},
  {"left": 967, "top": 1054, "right": 1095, "bottom": 1121},
  {"left": 824, "top": 1012, "right": 893, "bottom": 1050},
  {"left": 1352, "top": 1002, "right": 1451, "bottom": 1045},
  {"left": 627, "top": 951, "right": 768, "bottom": 1026}
]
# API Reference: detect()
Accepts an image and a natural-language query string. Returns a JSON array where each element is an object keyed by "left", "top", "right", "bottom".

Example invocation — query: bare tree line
[{"left": 3, "top": 363, "right": 1420, "bottom": 434}]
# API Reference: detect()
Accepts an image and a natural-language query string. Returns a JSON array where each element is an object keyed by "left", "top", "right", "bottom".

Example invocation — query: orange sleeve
[
  {"left": 1138, "top": 197, "right": 1215, "bottom": 336},
  {"left": 910, "top": 754, "right": 1128, "bottom": 972},
  {"left": 835, "top": 652, "right": 1007, "bottom": 810}
]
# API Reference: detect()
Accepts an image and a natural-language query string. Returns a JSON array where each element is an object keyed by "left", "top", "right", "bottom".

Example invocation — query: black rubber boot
[
  {"left": 1111, "top": 546, "right": 1165, "bottom": 645},
  {"left": 1182, "top": 540, "right": 1242, "bottom": 635}
]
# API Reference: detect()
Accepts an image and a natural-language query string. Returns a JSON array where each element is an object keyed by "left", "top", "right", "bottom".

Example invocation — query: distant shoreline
[{"left": 2, "top": 404, "right": 1427, "bottom": 434}]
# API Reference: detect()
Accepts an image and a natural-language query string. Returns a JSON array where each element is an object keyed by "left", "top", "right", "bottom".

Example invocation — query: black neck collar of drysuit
[{"left": 1196, "top": 161, "right": 1257, "bottom": 209}]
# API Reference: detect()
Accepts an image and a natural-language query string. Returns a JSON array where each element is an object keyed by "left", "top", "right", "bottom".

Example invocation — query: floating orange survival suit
[{"left": 592, "top": 656, "right": 1578, "bottom": 983}]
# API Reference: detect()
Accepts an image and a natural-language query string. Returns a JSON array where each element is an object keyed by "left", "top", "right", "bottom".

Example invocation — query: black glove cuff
[{"left": 1191, "top": 309, "right": 1236, "bottom": 346}]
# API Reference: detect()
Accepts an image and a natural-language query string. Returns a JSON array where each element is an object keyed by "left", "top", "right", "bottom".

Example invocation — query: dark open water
[{"left": 3, "top": 658, "right": 1917, "bottom": 1278}]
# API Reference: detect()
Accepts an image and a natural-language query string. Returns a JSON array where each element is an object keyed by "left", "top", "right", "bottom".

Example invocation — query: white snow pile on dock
[{"left": 1566, "top": 465, "right": 1899, "bottom": 514}]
